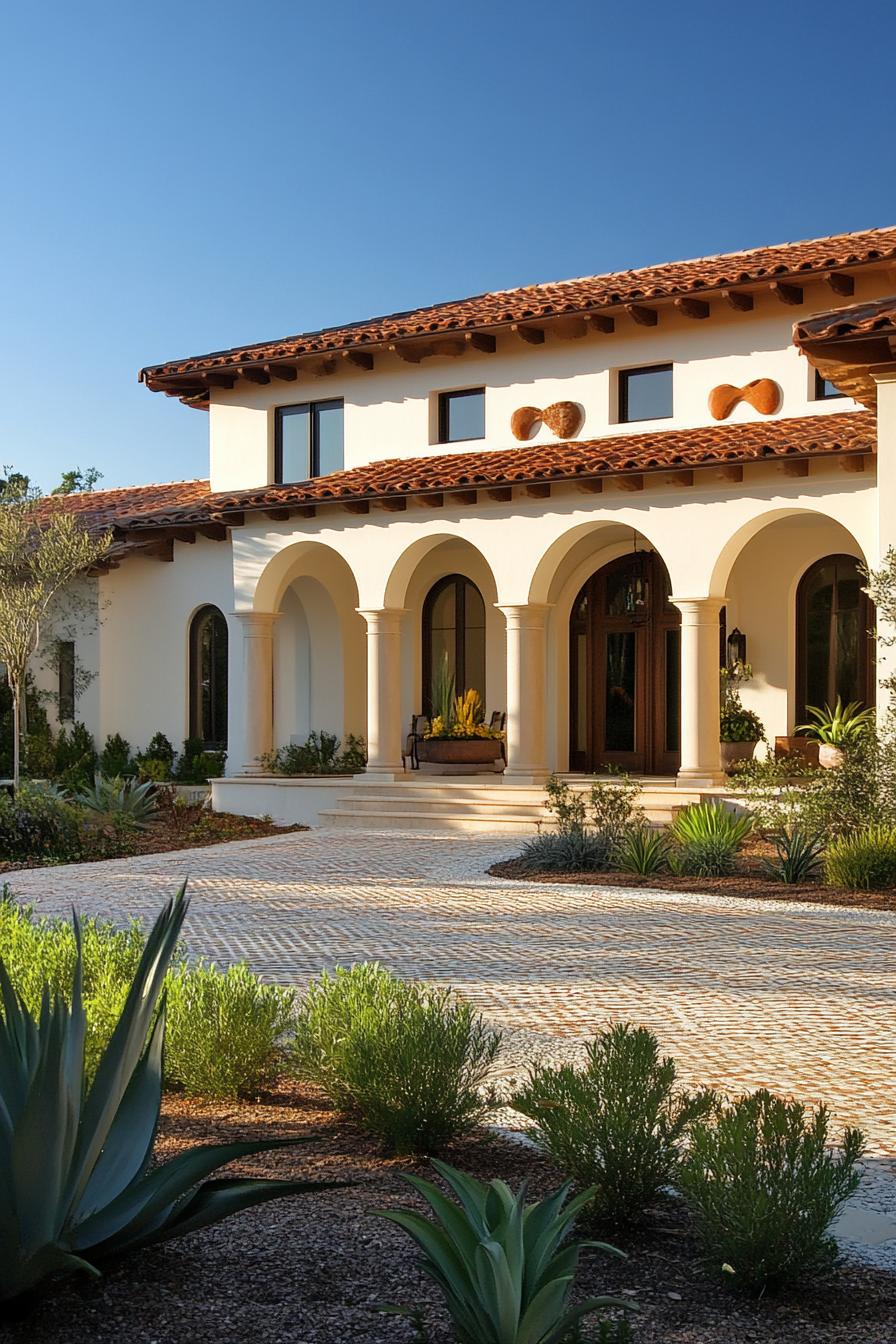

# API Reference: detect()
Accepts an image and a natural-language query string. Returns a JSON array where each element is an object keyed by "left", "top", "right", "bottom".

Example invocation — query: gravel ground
[{"left": 3, "top": 1085, "right": 895, "bottom": 1344}]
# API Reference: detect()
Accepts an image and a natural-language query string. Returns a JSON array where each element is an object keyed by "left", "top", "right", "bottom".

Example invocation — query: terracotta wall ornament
[
  {"left": 511, "top": 401, "right": 584, "bottom": 441},
  {"left": 709, "top": 378, "right": 781, "bottom": 421}
]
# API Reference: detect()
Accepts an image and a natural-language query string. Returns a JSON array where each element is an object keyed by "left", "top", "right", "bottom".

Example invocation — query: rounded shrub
[
  {"left": 291, "top": 962, "right": 501, "bottom": 1154},
  {"left": 824, "top": 825, "right": 896, "bottom": 890},
  {"left": 165, "top": 961, "right": 296, "bottom": 1098},
  {"left": 677, "top": 1089, "right": 864, "bottom": 1293}
]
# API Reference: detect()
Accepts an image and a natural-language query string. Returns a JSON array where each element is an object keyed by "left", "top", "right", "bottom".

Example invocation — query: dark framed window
[
  {"left": 58, "top": 641, "right": 75, "bottom": 721},
  {"left": 814, "top": 369, "right": 846, "bottom": 401},
  {"left": 422, "top": 575, "right": 486, "bottom": 713},
  {"left": 618, "top": 364, "right": 673, "bottom": 423},
  {"left": 796, "top": 554, "right": 874, "bottom": 725},
  {"left": 437, "top": 388, "right": 485, "bottom": 443},
  {"left": 275, "top": 400, "right": 344, "bottom": 483},
  {"left": 189, "top": 606, "right": 228, "bottom": 749}
]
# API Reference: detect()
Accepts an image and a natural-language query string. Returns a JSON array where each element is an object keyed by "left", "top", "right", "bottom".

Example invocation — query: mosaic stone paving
[{"left": 6, "top": 828, "right": 895, "bottom": 1154}]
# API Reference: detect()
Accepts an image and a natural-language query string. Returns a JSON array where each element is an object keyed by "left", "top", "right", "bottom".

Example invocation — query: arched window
[
  {"left": 796, "top": 555, "right": 874, "bottom": 722},
  {"left": 189, "top": 606, "right": 228, "bottom": 748},
  {"left": 422, "top": 575, "right": 486, "bottom": 713}
]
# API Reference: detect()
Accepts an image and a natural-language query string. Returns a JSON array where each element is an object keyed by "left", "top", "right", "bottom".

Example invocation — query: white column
[
  {"left": 873, "top": 371, "right": 896, "bottom": 719},
  {"left": 497, "top": 604, "right": 550, "bottom": 783},
  {"left": 672, "top": 597, "right": 725, "bottom": 788},
  {"left": 359, "top": 608, "right": 405, "bottom": 777},
  {"left": 233, "top": 611, "right": 278, "bottom": 774}
]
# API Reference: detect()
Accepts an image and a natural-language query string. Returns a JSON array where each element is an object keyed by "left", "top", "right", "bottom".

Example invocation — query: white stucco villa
[{"left": 31, "top": 224, "right": 896, "bottom": 828}]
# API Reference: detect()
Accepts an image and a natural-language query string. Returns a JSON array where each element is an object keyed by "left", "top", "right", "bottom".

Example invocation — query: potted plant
[
  {"left": 719, "top": 662, "right": 764, "bottom": 772},
  {"left": 417, "top": 656, "right": 505, "bottom": 775},
  {"left": 796, "top": 698, "right": 875, "bottom": 769}
]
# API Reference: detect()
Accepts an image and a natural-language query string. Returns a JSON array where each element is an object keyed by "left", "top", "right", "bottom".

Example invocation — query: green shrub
[
  {"left": 0, "top": 885, "right": 326, "bottom": 1305},
  {"left": 517, "top": 829, "right": 614, "bottom": 873},
  {"left": 99, "top": 731, "right": 134, "bottom": 777},
  {"left": 165, "top": 961, "right": 295, "bottom": 1098},
  {"left": 53, "top": 720, "right": 96, "bottom": 789},
  {"left": 824, "top": 825, "right": 896, "bottom": 890},
  {"left": 670, "top": 801, "right": 753, "bottom": 847},
  {"left": 261, "top": 730, "right": 367, "bottom": 776},
  {"left": 141, "top": 731, "right": 176, "bottom": 771},
  {"left": 0, "top": 786, "right": 82, "bottom": 861},
  {"left": 677, "top": 1089, "right": 864, "bottom": 1293},
  {"left": 673, "top": 834, "right": 739, "bottom": 878},
  {"left": 614, "top": 825, "right": 671, "bottom": 876},
  {"left": 77, "top": 773, "right": 160, "bottom": 831},
  {"left": 586, "top": 773, "right": 643, "bottom": 847},
  {"left": 173, "top": 737, "right": 226, "bottom": 783},
  {"left": 758, "top": 828, "right": 826, "bottom": 884},
  {"left": 376, "top": 1160, "right": 629, "bottom": 1344},
  {"left": 291, "top": 962, "right": 501, "bottom": 1153},
  {"left": 513, "top": 1023, "right": 715, "bottom": 1227},
  {"left": 137, "top": 755, "right": 171, "bottom": 782}
]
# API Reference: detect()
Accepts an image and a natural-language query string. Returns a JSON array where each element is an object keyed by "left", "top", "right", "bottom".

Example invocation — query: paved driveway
[{"left": 6, "top": 828, "right": 896, "bottom": 1156}]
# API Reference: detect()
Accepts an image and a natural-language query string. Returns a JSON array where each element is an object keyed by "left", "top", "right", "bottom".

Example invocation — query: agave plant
[
  {"left": 796, "top": 698, "right": 875, "bottom": 745},
  {"left": 0, "top": 885, "right": 331, "bottom": 1304},
  {"left": 375, "top": 1160, "right": 630, "bottom": 1344},
  {"left": 76, "top": 773, "right": 159, "bottom": 830}
]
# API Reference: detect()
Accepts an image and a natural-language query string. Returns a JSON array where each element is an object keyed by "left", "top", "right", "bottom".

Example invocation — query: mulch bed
[
  {"left": 3, "top": 1083, "right": 894, "bottom": 1344},
  {"left": 0, "top": 798, "right": 305, "bottom": 875},
  {"left": 489, "top": 837, "right": 896, "bottom": 913}
]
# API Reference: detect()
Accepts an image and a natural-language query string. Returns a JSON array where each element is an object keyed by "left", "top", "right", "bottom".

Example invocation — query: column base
[
  {"left": 676, "top": 768, "right": 727, "bottom": 789},
  {"left": 503, "top": 768, "right": 551, "bottom": 786},
  {"left": 358, "top": 767, "right": 404, "bottom": 781}
]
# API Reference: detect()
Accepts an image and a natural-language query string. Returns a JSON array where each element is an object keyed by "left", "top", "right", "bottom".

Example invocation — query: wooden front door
[{"left": 569, "top": 552, "right": 681, "bottom": 775}]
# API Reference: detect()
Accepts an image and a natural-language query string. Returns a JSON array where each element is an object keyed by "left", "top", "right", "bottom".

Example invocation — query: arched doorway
[
  {"left": 796, "top": 554, "right": 875, "bottom": 721},
  {"left": 189, "top": 605, "right": 228, "bottom": 748},
  {"left": 422, "top": 574, "right": 486, "bottom": 713},
  {"left": 569, "top": 551, "right": 680, "bottom": 774}
]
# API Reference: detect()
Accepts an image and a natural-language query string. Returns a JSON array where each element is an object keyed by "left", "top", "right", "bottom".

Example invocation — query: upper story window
[
  {"left": 814, "top": 369, "right": 845, "bottom": 401},
  {"left": 275, "top": 399, "right": 344, "bottom": 483},
  {"left": 618, "top": 364, "right": 673, "bottom": 423},
  {"left": 57, "top": 640, "right": 75, "bottom": 721},
  {"left": 438, "top": 387, "right": 485, "bottom": 443}
]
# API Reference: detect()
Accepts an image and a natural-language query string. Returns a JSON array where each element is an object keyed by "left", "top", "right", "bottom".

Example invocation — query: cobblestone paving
[{"left": 6, "top": 828, "right": 896, "bottom": 1155}]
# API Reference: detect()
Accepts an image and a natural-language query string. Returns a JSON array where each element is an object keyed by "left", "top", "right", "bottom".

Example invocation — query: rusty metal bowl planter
[{"left": 417, "top": 738, "right": 504, "bottom": 774}]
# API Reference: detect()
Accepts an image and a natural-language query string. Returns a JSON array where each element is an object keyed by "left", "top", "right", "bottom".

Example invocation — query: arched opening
[
  {"left": 422, "top": 574, "right": 486, "bottom": 714},
  {"left": 189, "top": 605, "right": 228, "bottom": 748},
  {"left": 569, "top": 551, "right": 680, "bottom": 774},
  {"left": 796, "top": 554, "right": 875, "bottom": 722}
]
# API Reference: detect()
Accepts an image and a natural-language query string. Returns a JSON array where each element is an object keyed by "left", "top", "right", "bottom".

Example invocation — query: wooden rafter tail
[{"left": 674, "top": 297, "right": 710, "bottom": 320}]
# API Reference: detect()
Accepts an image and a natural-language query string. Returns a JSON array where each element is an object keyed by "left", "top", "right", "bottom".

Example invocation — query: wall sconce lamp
[{"left": 726, "top": 627, "right": 747, "bottom": 669}]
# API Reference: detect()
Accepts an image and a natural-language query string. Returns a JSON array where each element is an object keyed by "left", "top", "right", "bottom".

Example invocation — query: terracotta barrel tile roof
[
  {"left": 113, "top": 412, "right": 874, "bottom": 532},
  {"left": 140, "top": 226, "right": 896, "bottom": 390},
  {"left": 38, "top": 479, "right": 211, "bottom": 534},
  {"left": 794, "top": 297, "right": 896, "bottom": 408}
]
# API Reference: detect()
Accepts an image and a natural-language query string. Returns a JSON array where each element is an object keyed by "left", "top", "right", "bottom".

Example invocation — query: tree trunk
[{"left": 11, "top": 680, "right": 20, "bottom": 791}]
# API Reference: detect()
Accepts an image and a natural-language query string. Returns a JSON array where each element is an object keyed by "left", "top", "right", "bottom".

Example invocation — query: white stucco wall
[{"left": 206, "top": 271, "right": 881, "bottom": 494}]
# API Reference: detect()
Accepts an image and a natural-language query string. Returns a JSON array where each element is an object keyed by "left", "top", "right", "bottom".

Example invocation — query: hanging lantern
[
  {"left": 626, "top": 531, "right": 650, "bottom": 619},
  {"left": 726, "top": 627, "right": 747, "bottom": 669}
]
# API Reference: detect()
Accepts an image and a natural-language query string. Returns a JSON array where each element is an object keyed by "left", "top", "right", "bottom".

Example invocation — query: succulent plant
[
  {"left": 0, "top": 884, "right": 330, "bottom": 1304},
  {"left": 76, "top": 772, "right": 160, "bottom": 829},
  {"left": 375, "top": 1160, "right": 630, "bottom": 1344}
]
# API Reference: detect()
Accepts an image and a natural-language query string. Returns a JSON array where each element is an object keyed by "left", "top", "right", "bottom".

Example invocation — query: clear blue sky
[{"left": 2, "top": 0, "right": 895, "bottom": 492}]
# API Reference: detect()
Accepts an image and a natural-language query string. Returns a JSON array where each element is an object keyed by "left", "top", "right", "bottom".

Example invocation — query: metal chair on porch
[
  {"left": 489, "top": 711, "right": 507, "bottom": 764},
  {"left": 402, "top": 714, "right": 430, "bottom": 771}
]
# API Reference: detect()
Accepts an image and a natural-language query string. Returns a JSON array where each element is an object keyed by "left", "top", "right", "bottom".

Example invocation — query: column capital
[
  {"left": 496, "top": 602, "right": 553, "bottom": 629},
  {"left": 357, "top": 607, "right": 407, "bottom": 634},
  {"left": 230, "top": 610, "right": 281, "bottom": 633},
  {"left": 670, "top": 596, "right": 726, "bottom": 622}
]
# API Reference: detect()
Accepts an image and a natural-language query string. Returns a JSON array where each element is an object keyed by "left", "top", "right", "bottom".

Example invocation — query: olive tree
[{"left": 0, "top": 476, "right": 110, "bottom": 786}]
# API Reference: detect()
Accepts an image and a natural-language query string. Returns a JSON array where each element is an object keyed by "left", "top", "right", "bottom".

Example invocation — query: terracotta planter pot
[
  {"left": 774, "top": 736, "right": 820, "bottom": 768},
  {"left": 818, "top": 743, "right": 845, "bottom": 770},
  {"left": 416, "top": 738, "right": 504, "bottom": 775},
  {"left": 720, "top": 740, "right": 758, "bottom": 773}
]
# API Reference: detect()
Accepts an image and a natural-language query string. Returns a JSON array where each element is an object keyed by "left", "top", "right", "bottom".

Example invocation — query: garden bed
[
  {"left": 489, "top": 854, "right": 896, "bottom": 912},
  {"left": 0, "top": 794, "right": 304, "bottom": 874},
  {"left": 3, "top": 1082, "right": 893, "bottom": 1344}
]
